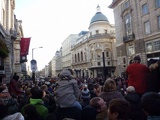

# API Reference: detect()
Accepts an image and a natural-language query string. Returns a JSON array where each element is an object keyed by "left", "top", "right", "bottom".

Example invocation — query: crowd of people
[{"left": 0, "top": 55, "right": 160, "bottom": 120}]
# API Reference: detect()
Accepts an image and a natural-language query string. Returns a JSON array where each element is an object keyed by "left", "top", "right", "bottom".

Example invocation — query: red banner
[{"left": 20, "top": 38, "right": 31, "bottom": 56}]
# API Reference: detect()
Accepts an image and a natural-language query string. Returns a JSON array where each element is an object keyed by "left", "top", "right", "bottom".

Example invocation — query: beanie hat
[
  {"left": 60, "top": 69, "right": 71, "bottom": 77},
  {"left": 81, "top": 88, "right": 90, "bottom": 99},
  {"left": 134, "top": 55, "right": 141, "bottom": 62}
]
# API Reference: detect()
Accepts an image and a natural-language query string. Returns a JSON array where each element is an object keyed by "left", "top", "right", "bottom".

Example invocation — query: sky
[{"left": 14, "top": 0, "right": 115, "bottom": 70}]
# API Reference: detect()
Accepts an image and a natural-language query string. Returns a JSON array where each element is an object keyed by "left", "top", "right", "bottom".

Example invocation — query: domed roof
[{"left": 90, "top": 5, "right": 109, "bottom": 24}]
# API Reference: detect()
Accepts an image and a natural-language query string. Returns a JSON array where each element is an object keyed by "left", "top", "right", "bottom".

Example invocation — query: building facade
[
  {"left": 61, "top": 34, "right": 79, "bottom": 69},
  {"left": 109, "top": 0, "right": 160, "bottom": 72},
  {"left": 0, "top": 0, "right": 18, "bottom": 83},
  {"left": 71, "top": 5, "right": 117, "bottom": 78}
]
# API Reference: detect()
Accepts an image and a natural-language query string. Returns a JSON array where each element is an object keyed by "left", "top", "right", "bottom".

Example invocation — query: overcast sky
[{"left": 15, "top": 0, "right": 115, "bottom": 70}]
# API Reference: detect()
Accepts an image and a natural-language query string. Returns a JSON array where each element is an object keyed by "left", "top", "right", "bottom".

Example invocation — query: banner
[{"left": 20, "top": 38, "right": 31, "bottom": 56}]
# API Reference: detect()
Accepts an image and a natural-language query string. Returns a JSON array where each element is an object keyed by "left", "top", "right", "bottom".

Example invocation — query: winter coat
[
  {"left": 22, "top": 98, "right": 48, "bottom": 120},
  {"left": 55, "top": 78, "right": 80, "bottom": 108},
  {"left": 2, "top": 112, "right": 24, "bottom": 120}
]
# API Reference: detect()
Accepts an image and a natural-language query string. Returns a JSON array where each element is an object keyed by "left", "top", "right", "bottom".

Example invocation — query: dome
[{"left": 90, "top": 5, "right": 109, "bottom": 24}]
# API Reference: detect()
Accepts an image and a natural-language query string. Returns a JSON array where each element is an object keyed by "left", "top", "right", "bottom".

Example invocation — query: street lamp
[{"left": 32, "top": 46, "right": 43, "bottom": 60}]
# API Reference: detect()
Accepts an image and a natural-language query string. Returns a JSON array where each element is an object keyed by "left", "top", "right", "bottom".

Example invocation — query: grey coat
[{"left": 55, "top": 79, "right": 80, "bottom": 107}]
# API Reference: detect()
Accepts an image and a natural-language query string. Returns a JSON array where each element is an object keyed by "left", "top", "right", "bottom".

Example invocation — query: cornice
[{"left": 108, "top": 0, "right": 123, "bottom": 9}]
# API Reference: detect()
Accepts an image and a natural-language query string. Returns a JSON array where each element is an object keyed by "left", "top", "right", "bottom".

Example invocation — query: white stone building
[{"left": 71, "top": 5, "right": 117, "bottom": 78}]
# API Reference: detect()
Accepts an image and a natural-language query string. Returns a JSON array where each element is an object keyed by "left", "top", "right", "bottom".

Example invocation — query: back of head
[
  {"left": 133, "top": 55, "right": 141, "bottom": 63},
  {"left": 141, "top": 92, "right": 160, "bottom": 116},
  {"left": 89, "top": 97, "right": 101, "bottom": 109},
  {"left": 103, "top": 78, "right": 116, "bottom": 92},
  {"left": 126, "top": 86, "right": 135, "bottom": 93},
  {"left": 108, "top": 99, "right": 130, "bottom": 120},
  {"left": 59, "top": 69, "right": 72, "bottom": 80},
  {"left": 31, "top": 89, "right": 43, "bottom": 99}
]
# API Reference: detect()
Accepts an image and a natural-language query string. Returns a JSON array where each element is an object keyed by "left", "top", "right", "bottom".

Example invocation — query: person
[
  {"left": 22, "top": 88, "right": 48, "bottom": 120},
  {"left": 107, "top": 98, "right": 131, "bottom": 120},
  {"left": 80, "top": 84, "right": 91, "bottom": 107},
  {"left": 148, "top": 59, "right": 160, "bottom": 92},
  {"left": 81, "top": 97, "right": 107, "bottom": 120},
  {"left": 24, "top": 104, "right": 43, "bottom": 120},
  {"left": 9, "top": 73, "right": 24, "bottom": 97},
  {"left": 141, "top": 92, "right": 160, "bottom": 120},
  {"left": 99, "top": 78, "right": 125, "bottom": 106},
  {"left": 54, "top": 69, "right": 81, "bottom": 110},
  {"left": 126, "top": 55, "right": 150, "bottom": 97},
  {"left": 125, "top": 86, "right": 145, "bottom": 120}
]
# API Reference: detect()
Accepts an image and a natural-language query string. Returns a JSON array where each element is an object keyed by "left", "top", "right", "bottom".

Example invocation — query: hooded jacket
[{"left": 22, "top": 98, "right": 48, "bottom": 120}]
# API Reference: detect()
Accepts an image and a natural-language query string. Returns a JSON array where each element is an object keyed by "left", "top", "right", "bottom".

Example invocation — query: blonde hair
[{"left": 103, "top": 78, "right": 116, "bottom": 92}]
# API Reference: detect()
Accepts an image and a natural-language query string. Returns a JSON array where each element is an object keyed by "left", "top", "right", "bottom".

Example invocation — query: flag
[{"left": 20, "top": 38, "right": 31, "bottom": 56}]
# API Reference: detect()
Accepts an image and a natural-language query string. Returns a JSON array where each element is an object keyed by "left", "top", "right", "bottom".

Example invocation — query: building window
[
  {"left": 153, "top": 40, "right": 160, "bottom": 51},
  {"left": 78, "top": 53, "right": 80, "bottom": 62},
  {"left": 158, "top": 16, "right": 160, "bottom": 30},
  {"left": 156, "top": 0, "right": 160, "bottom": 8},
  {"left": 108, "top": 61, "right": 110, "bottom": 65},
  {"left": 127, "top": 45, "right": 135, "bottom": 56},
  {"left": 75, "top": 54, "right": 77, "bottom": 62},
  {"left": 96, "top": 30, "right": 99, "bottom": 34},
  {"left": 124, "top": 13, "right": 132, "bottom": 36},
  {"left": 105, "top": 30, "right": 107, "bottom": 34},
  {"left": 106, "top": 51, "right": 109, "bottom": 57},
  {"left": 81, "top": 51, "right": 83, "bottom": 61},
  {"left": 97, "top": 62, "right": 101, "bottom": 66},
  {"left": 90, "top": 32, "right": 92, "bottom": 36},
  {"left": 97, "top": 52, "right": 101, "bottom": 58},
  {"left": 122, "top": 0, "right": 129, "bottom": 10},
  {"left": 146, "top": 42, "right": 152, "bottom": 52},
  {"left": 142, "top": 3, "right": 149, "bottom": 15},
  {"left": 144, "top": 21, "right": 151, "bottom": 35}
]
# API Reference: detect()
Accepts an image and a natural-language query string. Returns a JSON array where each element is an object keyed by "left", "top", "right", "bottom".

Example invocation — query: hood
[
  {"left": 29, "top": 98, "right": 43, "bottom": 105},
  {"left": 2, "top": 112, "right": 24, "bottom": 120}
]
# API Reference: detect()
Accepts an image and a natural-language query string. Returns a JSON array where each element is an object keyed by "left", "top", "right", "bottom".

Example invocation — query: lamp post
[
  {"left": 31, "top": 46, "right": 43, "bottom": 83},
  {"left": 32, "top": 46, "right": 43, "bottom": 60}
]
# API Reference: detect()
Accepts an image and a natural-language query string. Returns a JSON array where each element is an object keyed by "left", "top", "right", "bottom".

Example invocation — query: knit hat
[
  {"left": 60, "top": 69, "right": 71, "bottom": 77},
  {"left": 134, "top": 55, "right": 141, "bottom": 62},
  {"left": 81, "top": 88, "right": 90, "bottom": 99}
]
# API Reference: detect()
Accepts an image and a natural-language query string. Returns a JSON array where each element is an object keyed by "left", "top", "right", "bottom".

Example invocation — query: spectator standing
[
  {"left": 126, "top": 55, "right": 150, "bottom": 96},
  {"left": 81, "top": 97, "right": 107, "bottom": 120},
  {"left": 107, "top": 99, "right": 131, "bottom": 120},
  {"left": 99, "top": 78, "right": 124, "bottom": 106},
  {"left": 141, "top": 92, "right": 160, "bottom": 120}
]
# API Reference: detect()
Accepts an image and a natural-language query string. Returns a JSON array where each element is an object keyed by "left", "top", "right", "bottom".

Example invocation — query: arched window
[
  {"left": 75, "top": 54, "right": 77, "bottom": 63},
  {"left": 78, "top": 53, "right": 80, "bottom": 62},
  {"left": 81, "top": 51, "right": 83, "bottom": 61}
]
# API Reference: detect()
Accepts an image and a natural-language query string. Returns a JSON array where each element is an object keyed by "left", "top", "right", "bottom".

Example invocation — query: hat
[
  {"left": 134, "top": 55, "right": 141, "bottom": 62},
  {"left": 126, "top": 86, "right": 135, "bottom": 93},
  {"left": 60, "top": 69, "right": 71, "bottom": 77}
]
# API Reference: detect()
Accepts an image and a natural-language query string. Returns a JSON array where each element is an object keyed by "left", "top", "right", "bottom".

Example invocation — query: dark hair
[
  {"left": 31, "top": 89, "right": 43, "bottom": 99},
  {"left": 109, "top": 99, "right": 130, "bottom": 120},
  {"left": 141, "top": 92, "right": 160, "bottom": 116},
  {"left": 88, "top": 83, "right": 94, "bottom": 90}
]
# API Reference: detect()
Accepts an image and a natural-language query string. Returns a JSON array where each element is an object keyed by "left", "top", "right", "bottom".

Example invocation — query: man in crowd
[
  {"left": 141, "top": 92, "right": 160, "bottom": 120},
  {"left": 81, "top": 97, "right": 107, "bottom": 120},
  {"left": 126, "top": 55, "right": 150, "bottom": 97}
]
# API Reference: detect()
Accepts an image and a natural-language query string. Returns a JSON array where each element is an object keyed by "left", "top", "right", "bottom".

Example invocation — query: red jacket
[{"left": 126, "top": 63, "right": 150, "bottom": 94}]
